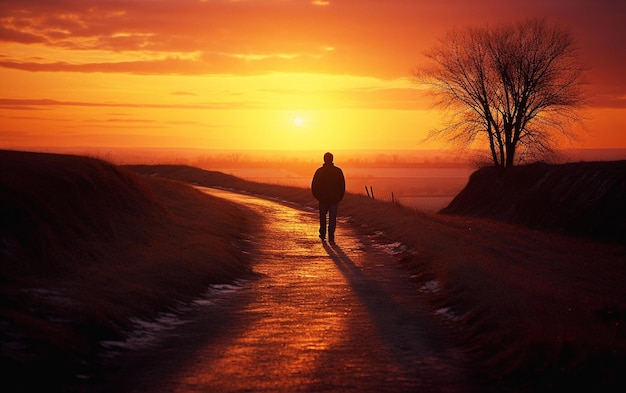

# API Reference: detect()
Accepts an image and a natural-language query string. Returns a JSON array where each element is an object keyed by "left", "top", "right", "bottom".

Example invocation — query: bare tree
[{"left": 414, "top": 19, "right": 586, "bottom": 167}]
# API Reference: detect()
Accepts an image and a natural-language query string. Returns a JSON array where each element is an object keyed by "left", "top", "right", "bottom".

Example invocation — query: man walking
[{"left": 311, "top": 152, "right": 346, "bottom": 243}]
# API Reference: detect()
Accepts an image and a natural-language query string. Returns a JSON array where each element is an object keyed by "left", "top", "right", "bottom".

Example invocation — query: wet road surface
[{"left": 89, "top": 188, "right": 479, "bottom": 392}]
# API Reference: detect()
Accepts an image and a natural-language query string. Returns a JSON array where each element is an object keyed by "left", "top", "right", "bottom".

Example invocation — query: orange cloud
[
  {"left": 2, "top": 0, "right": 622, "bottom": 85},
  {"left": 0, "top": 98, "right": 261, "bottom": 111}
]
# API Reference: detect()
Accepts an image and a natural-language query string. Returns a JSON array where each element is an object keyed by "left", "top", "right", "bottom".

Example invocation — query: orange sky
[{"left": 1, "top": 0, "right": 625, "bottom": 153}]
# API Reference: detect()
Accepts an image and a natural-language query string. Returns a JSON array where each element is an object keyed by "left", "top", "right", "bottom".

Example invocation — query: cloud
[
  {"left": 0, "top": 0, "right": 383, "bottom": 76},
  {"left": 0, "top": 47, "right": 353, "bottom": 77},
  {"left": 0, "top": 0, "right": 333, "bottom": 52},
  {"left": 170, "top": 91, "right": 197, "bottom": 96},
  {"left": 1, "top": 0, "right": 624, "bottom": 95},
  {"left": 0, "top": 98, "right": 261, "bottom": 110},
  {"left": 0, "top": 25, "right": 47, "bottom": 44},
  {"left": 6, "top": 115, "right": 65, "bottom": 121},
  {"left": 0, "top": 58, "right": 212, "bottom": 75}
]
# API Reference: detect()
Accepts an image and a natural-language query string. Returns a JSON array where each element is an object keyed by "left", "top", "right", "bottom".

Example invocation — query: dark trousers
[{"left": 318, "top": 202, "right": 338, "bottom": 239}]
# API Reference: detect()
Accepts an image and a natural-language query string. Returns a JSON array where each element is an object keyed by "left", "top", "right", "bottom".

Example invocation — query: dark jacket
[{"left": 311, "top": 163, "right": 346, "bottom": 204}]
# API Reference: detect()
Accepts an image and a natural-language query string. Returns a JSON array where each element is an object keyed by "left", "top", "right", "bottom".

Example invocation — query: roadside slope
[
  {"left": 441, "top": 161, "right": 626, "bottom": 244},
  {"left": 0, "top": 150, "right": 260, "bottom": 391}
]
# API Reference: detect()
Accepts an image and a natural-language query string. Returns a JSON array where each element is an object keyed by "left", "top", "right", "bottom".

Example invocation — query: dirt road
[{"left": 83, "top": 188, "right": 481, "bottom": 392}]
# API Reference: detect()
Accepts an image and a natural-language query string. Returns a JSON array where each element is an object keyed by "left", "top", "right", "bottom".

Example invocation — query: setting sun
[{"left": 294, "top": 116, "right": 305, "bottom": 128}]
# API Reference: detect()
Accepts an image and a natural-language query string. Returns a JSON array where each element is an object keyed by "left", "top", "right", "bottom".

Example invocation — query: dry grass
[
  {"left": 1, "top": 151, "right": 260, "bottom": 388},
  {"left": 134, "top": 164, "right": 626, "bottom": 392},
  {"left": 2, "top": 153, "right": 624, "bottom": 392}
]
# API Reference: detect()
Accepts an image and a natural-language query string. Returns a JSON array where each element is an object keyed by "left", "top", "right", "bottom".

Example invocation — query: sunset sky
[{"left": 1, "top": 0, "right": 625, "bottom": 153}]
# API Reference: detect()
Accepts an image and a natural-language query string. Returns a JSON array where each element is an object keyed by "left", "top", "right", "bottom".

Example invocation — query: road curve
[{"left": 86, "top": 188, "right": 481, "bottom": 393}]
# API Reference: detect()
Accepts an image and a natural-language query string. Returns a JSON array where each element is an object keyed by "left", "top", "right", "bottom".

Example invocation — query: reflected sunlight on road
[
  {"left": 178, "top": 188, "right": 361, "bottom": 391},
  {"left": 139, "top": 187, "right": 478, "bottom": 393}
]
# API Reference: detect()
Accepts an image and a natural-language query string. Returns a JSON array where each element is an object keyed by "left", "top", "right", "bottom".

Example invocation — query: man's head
[{"left": 323, "top": 152, "right": 333, "bottom": 164}]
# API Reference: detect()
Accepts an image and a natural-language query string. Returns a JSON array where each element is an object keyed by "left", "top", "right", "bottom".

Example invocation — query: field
[
  {"left": 2, "top": 149, "right": 625, "bottom": 392},
  {"left": 207, "top": 165, "right": 473, "bottom": 212},
  {"left": 132, "top": 162, "right": 626, "bottom": 392}
]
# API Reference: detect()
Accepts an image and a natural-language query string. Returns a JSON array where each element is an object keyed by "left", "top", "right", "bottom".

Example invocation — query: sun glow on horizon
[{"left": 0, "top": 0, "right": 624, "bottom": 152}]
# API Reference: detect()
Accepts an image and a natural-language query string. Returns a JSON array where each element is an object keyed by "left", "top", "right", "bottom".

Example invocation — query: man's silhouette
[{"left": 311, "top": 152, "right": 346, "bottom": 243}]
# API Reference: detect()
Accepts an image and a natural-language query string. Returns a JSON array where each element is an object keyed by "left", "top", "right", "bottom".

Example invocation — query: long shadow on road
[
  {"left": 320, "top": 241, "right": 476, "bottom": 392},
  {"left": 323, "top": 241, "right": 446, "bottom": 356}
]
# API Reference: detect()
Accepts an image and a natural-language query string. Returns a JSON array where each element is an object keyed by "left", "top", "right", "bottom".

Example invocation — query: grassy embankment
[
  {"left": 1, "top": 150, "right": 260, "bottom": 389},
  {"left": 2, "top": 149, "right": 625, "bottom": 392},
  {"left": 131, "top": 162, "right": 626, "bottom": 392}
]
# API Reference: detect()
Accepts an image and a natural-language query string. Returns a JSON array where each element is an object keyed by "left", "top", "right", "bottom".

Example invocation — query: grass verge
[{"left": 1, "top": 151, "right": 261, "bottom": 390}]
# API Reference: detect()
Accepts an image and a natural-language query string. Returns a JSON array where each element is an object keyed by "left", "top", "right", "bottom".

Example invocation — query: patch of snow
[
  {"left": 22, "top": 288, "right": 79, "bottom": 306},
  {"left": 193, "top": 283, "right": 241, "bottom": 305},
  {"left": 419, "top": 280, "right": 441, "bottom": 294},
  {"left": 101, "top": 312, "right": 192, "bottom": 354},
  {"left": 191, "top": 299, "right": 214, "bottom": 306},
  {"left": 435, "top": 307, "right": 464, "bottom": 322},
  {"left": 209, "top": 283, "right": 242, "bottom": 291},
  {"left": 375, "top": 241, "right": 407, "bottom": 256},
  {"left": 100, "top": 281, "right": 246, "bottom": 357}
]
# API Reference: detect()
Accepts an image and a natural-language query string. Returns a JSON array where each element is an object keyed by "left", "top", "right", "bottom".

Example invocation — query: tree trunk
[
  {"left": 505, "top": 141, "right": 516, "bottom": 168},
  {"left": 487, "top": 126, "right": 500, "bottom": 167}
]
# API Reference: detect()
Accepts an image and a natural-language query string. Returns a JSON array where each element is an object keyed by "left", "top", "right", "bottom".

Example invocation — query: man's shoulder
[
  {"left": 317, "top": 164, "right": 343, "bottom": 174},
  {"left": 312, "top": 166, "right": 324, "bottom": 179}
]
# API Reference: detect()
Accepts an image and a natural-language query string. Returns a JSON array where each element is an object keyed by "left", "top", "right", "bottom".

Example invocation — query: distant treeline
[
  {"left": 9, "top": 146, "right": 626, "bottom": 170},
  {"left": 188, "top": 155, "right": 472, "bottom": 170}
]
